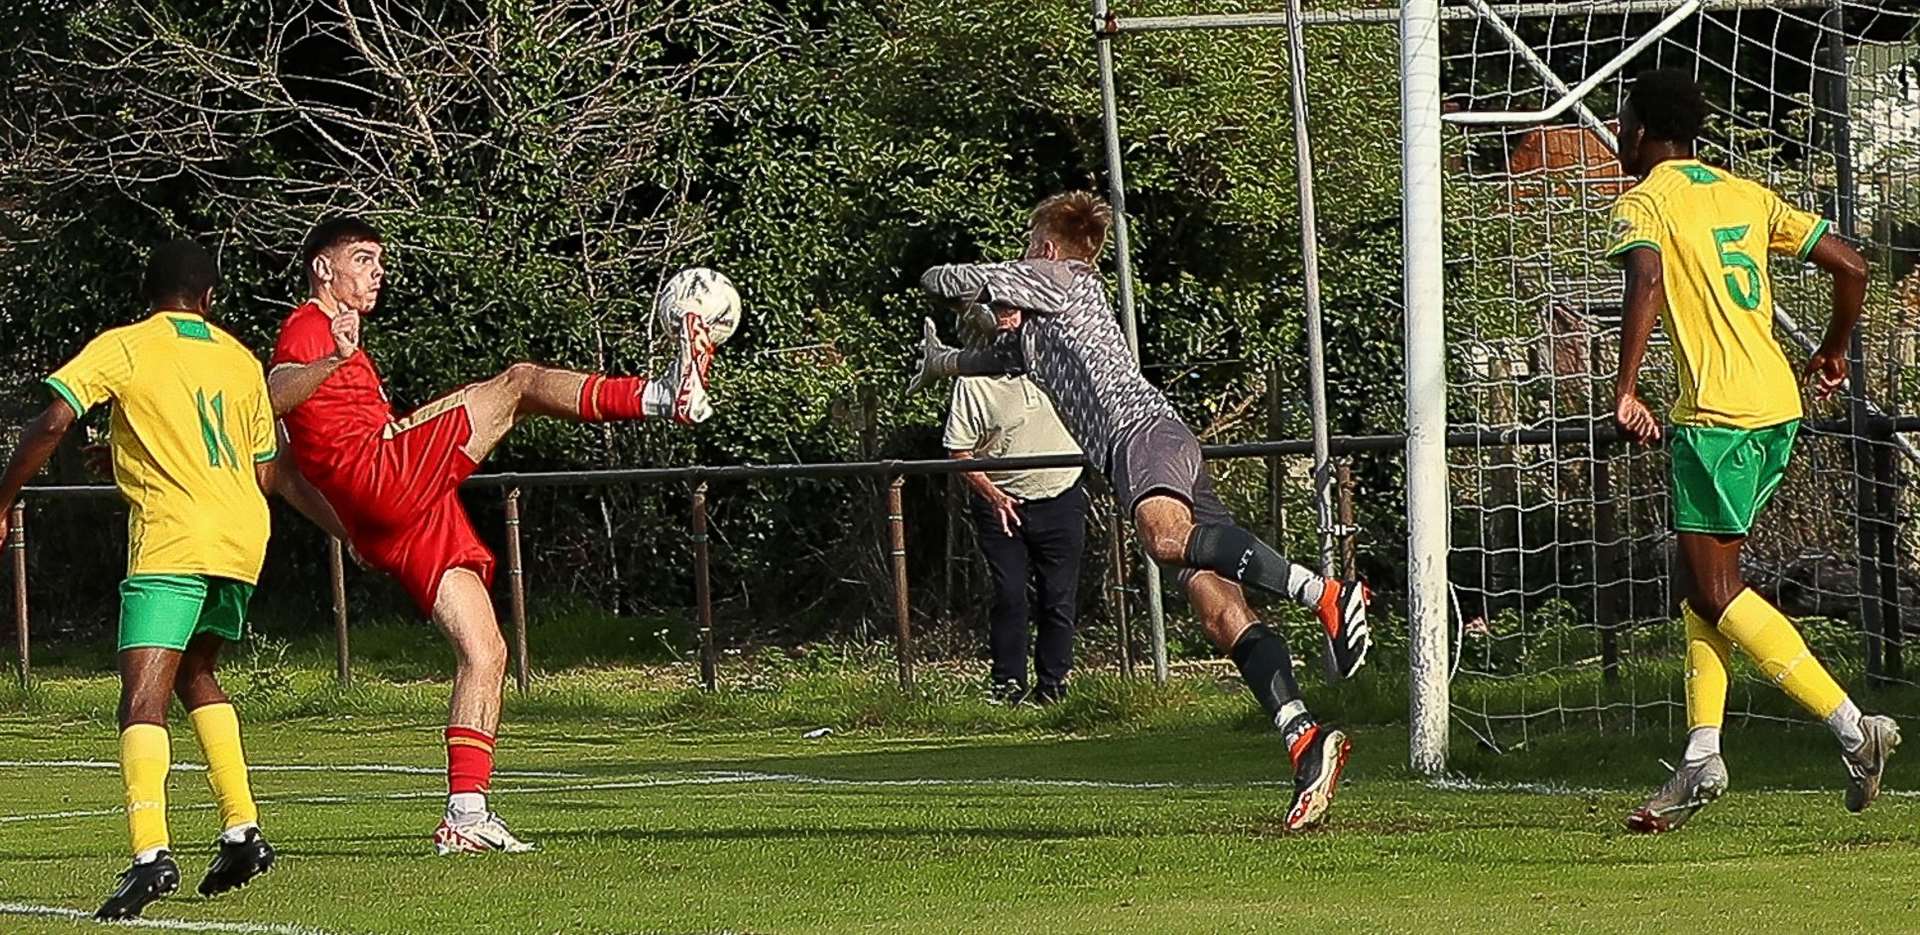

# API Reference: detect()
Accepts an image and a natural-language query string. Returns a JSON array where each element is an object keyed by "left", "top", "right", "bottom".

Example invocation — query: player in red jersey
[{"left": 269, "top": 217, "right": 717, "bottom": 854}]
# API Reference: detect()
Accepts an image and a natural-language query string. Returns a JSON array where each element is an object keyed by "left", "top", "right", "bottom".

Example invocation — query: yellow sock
[
  {"left": 1683, "top": 602, "right": 1731, "bottom": 732},
  {"left": 119, "top": 723, "right": 171, "bottom": 858},
  {"left": 1716, "top": 588, "right": 1849, "bottom": 720},
  {"left": 188, "top": 702, "right": 258, "bottom": 833}
]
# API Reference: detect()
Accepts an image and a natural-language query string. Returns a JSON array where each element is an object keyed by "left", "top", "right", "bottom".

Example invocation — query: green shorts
[
  {"left": 1669, "top": 420, "right": 1799, "bottom": 536},
  {"left": 118, "top": 574, "right": 254, "bottom": 652}
]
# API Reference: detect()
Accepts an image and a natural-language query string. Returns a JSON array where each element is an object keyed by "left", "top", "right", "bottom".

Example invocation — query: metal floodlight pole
[
  {"left": 1402, "top": 0, "right": 1450, "bottom": 776},
  {"left": 1093, "top": 0, "right": 1169, "bottom": 685},
  {"left": 1283, "top": 0, "right": 1339, "bottom": 576}
]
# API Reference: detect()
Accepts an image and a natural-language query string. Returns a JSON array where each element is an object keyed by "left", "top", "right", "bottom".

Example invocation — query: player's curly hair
[
  {"left": 1030, "top": 191, "right": 1113, "bottom": 262},
  {"left": 301, "top": 215, "right": 383, "bottom": 270},
  {"left": 141, "top": 239, "right": 218, "bottom": 309},
  {"left": 1628, "top": 68, "right": 1708, "bottom": 145}
]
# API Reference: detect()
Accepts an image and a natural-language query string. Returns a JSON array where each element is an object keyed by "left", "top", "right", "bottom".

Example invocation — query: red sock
[
  {"left": 578, "top": 374, "right": 647, "bottom": 422},
  {"left": 446, "top": 726, "right": 495, "bottom": 795}
]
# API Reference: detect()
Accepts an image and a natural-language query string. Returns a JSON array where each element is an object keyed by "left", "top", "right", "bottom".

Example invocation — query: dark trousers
[{"left": 970, "top": 480, "right": 1087, "bottom": 691}]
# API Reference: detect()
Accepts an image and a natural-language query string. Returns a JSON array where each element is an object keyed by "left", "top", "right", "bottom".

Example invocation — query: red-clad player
[{"left": 269, "top": 217, "right": 716, "bottom": 854}]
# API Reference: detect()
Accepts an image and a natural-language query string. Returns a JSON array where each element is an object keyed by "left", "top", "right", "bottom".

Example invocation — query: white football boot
[
  {"left": 1624, "top": 755, "right": 1728, "bottom": 833},
  {"left": 1844, "top": 715, "right": 1901, "bottom": 813},
  {"left": 433, "top": 809, "right": 537, "bottom": 855}
]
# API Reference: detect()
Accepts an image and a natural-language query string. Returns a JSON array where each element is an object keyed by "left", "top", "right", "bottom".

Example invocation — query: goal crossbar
[{"left": 1102, "top": 0, "right": 1827, "bottom": 34}]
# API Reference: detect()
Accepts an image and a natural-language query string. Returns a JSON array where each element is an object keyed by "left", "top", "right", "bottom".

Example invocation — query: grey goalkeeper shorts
[{"left": 1107, "top": 417, "right": 1233, "bottom": 527}]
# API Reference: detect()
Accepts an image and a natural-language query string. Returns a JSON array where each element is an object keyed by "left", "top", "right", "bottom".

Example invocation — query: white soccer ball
[{"left": 656, "top": 267, "right": 742, "bottom": 346}]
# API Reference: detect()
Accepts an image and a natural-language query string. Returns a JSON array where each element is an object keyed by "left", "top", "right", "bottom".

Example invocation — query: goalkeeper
[
  {"left": 1608, "top": 69, "right": 1897, "bottom": 832},
  {"left": 909, "top": 192, "right": 1370, "bottom": 831}
]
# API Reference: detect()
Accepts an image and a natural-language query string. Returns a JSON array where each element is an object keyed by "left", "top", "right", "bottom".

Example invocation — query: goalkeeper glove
[{"left": 905, "top": 317, "right": 963, "bottom": 396}]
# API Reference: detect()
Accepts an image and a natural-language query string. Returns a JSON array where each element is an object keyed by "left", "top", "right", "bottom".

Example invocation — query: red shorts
[{"left": 339, "top": 395, "right": 495, "bottom": 614}]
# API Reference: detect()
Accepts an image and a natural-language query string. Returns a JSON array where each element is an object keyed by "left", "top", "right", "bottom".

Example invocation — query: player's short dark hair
[
  {"left": 301, "top": 215, "right": 383, "bottom": 269},
  {"left": 1031, "top": 191, "right": 1113, "bottom": 262},
  {"left": 141, "top": 239, "right": 219, "bottom": 309},
  {"left": 1627, "top": 68, "right": 1708, "bottom": 144}
]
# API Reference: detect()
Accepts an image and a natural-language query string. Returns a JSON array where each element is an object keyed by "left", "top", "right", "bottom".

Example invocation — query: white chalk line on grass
[
  {"left": 0, "top": 760, "right": 580, "bottom": 779},
  {"left": 1432, "top": 776, "right": 1920, "bottom": 799},
  {"left": 3, "top": 770, "right": 1912, "bottom": 826},
  {"left": 0, "top": 901, "right": 341, "bottom": 935},
  {"left": 0, "top": 772, "right": 1283, "bottom": 825}
]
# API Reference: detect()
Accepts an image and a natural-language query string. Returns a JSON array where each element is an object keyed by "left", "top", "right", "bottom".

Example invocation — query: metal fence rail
[{"left": 8, "top": 415, "right": 1915, "bottom": 690}]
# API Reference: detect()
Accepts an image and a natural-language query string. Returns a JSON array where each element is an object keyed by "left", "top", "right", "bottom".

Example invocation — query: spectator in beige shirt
[{"left": 945, "top": 369, "right": 1087, "bottom": 705}]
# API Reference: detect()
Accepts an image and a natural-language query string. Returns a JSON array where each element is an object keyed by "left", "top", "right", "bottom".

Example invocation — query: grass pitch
[{"left": 2, "top": 708, "right": 1917, "bottom": 934}]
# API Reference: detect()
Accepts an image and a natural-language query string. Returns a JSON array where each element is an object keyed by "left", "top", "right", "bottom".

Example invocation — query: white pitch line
[
  {"left": 0, "top": 760, "right": 580, "bottom": 779},
  {"left": 0, "top": 901, "right": 341, "bottom": 935},
  {"left": 693, "top": 770, "right": 1288, "bottom": 791},
  {"left": 0, "top": 772, "right": 1253, "bottom": 825},
  {"left": 2, "top": 771, "right": 1910, "bottom": 826},
  {"left": 1429, "top": 776, "right": 1920, "bottom": 799},
  {"left": 0, "top": 805, "right": 145, "bottom": 824}
]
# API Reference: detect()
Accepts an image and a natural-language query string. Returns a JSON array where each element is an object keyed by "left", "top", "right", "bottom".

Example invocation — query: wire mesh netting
[{"left": 1441, "top": 0, "right": 1920, "bottom": 749}]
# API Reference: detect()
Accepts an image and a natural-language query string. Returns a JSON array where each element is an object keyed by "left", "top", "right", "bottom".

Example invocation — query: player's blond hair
[{"left": 1030, "top": 191, "right": 1112, "bottom": 262}]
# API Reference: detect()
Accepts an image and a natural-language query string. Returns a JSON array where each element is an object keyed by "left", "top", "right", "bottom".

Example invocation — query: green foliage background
[{"left": 0, "top": 1, "right": 1414, "bottom": 649}]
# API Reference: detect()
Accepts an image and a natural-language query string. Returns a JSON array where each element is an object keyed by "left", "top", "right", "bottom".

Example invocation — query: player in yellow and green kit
[
  {"left": 1606, "top": 69, "right": 1898, "bottom": 833},
  {"left": 0, "top": 241, "right": 346, "bottom": 919}
]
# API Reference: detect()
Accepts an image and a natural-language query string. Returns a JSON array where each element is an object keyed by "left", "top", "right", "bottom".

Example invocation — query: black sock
[
  {"left": 1229, "top": 624, "right": 1303, "bottom": 723},
  {"left": 1186, "top": 523, "right": 1323, "bottom": 606}
]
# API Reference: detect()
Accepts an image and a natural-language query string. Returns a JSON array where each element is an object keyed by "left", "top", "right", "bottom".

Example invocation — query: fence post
[
  {"left": 9, "top": 502, "right": 26, "bottom": 686},
  {"left": 1591, "top": 443, "right": 1621, "bottom": 685},
  {"left": 328, "top": 537, "right": 350, "bottom": 688},
  {"left": 944, "top": 475, "right": 960, "bottom": 625},
  {"left": 693, "top": 482, "right": 717, "bottom": 691},
  {"left": 505, "top": 488, "right": 529, "bottom": 693},
  {"left": 1336, "top": 460, "right": 1357, "bottom": 576},
  {"left": 1110, "top": 498, "right": 1134, "bottom": 677},
  {"left": 886, "top": 476, "right": 915, "bottom": 692}
]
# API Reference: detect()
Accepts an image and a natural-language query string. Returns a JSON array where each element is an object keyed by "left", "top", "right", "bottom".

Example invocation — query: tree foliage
[{"left": 1, "top": 1, "right": 1412, "bottom": 638}]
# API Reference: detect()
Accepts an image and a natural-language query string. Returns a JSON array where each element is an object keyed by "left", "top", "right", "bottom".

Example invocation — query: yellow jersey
[
  {"left": 1605, "top": 159, "right": 1830, "bottom": 429},
  {"left": 46, "top": 312, "right": 277, "bottom": 584}
]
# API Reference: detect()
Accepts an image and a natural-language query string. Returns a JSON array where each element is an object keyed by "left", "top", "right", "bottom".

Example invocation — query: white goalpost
[{"left": 1401, "top": 0, "right": 1451, "bottom": 776}]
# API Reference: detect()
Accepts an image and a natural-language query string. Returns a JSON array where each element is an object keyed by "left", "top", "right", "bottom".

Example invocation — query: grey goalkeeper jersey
[{"left": 920, "top": 259, "right": 1179, "bottom": 469}]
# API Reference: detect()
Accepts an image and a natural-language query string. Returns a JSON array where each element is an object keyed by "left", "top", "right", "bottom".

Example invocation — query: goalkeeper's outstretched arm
[
  {"left": 921, "top": 261, "right": 1072, "bottom": 315},
  {"left": 905, "top": 319, "right": 1025, "bottom": 395}
]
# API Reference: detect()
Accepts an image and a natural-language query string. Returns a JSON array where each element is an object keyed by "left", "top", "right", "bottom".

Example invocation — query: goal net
[{"left": 1440, "top": 0, "right": 1920, "bottom": 751}]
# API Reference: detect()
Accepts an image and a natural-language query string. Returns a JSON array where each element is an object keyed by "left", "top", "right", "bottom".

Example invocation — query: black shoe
[
  {"left": 1315, "top": 579, "right": 1373, "bottom": 681},
  {"left": 990, "top": 679, "right": 1030, "bottom": 706},
  {"left": 199, "top": 827, "right": 275, "bottom": 897},
  {"left": 1283, "top": 726, "right": 1352, "bottom": 832},
  {"left": 96, "top": 852, "right": 181, "bottom": 920},
  {"left": 1032, "top": 682, "right": 1069, "bottom": 706}
]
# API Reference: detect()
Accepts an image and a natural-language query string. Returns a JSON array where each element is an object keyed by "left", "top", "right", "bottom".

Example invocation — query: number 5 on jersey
[
  {"left": 195, "top": 389, "right": 241, "bottom": 469},
  {"left": 1713, "top": 225, "right": 1762, "bottom": 311}
]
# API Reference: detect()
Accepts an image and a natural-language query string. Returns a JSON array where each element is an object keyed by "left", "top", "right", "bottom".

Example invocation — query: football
[{"left": 656, "top": 267, "right": 742, "bottom": 346}]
